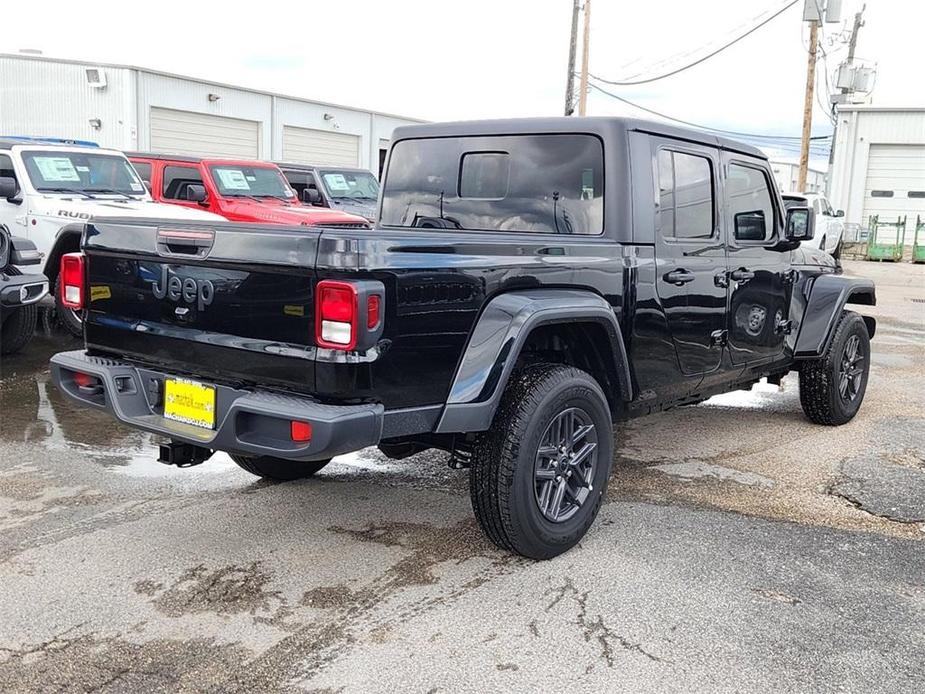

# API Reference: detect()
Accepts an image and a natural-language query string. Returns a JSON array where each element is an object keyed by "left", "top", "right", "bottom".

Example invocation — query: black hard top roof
[
  {"left": 274, "top": 162, "right": 372, "bottom": 174},
  {"left": 390, "top": 116, "right": 766, "bottom": 159}
]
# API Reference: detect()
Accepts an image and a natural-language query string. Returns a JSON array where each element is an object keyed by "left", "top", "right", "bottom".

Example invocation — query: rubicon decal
[
  {"left": 57, "top": 210, "right": 92, "bottom": 219},
  {"left": 152, "top": 266, "right": 215, "bottom": 310}
]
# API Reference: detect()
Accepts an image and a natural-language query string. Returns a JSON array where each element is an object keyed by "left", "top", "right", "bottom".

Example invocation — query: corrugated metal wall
[
  {"left": 1, "top": 54, "right": 422, "bottom": 174},
  {"left": 828, "top": 108, "right": 925, "bottom": 232},
  {"left": 0, "top": 56, "right": 136, "bottom": 149}
]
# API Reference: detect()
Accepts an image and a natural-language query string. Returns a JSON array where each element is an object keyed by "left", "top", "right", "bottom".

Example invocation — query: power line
[
  {"left": 585, "top": 80, "right": 832, "bottom": 143},
  {"left": 590, "top": 0, "right": 800, "bottom": 86}
]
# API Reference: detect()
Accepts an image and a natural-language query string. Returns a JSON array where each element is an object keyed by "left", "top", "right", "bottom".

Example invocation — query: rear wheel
[
  {"left": 799, "top": 310, "right": 870, "bottom": 425},
  {"left": 230, "top": 454, "right": 331, "bottom": 481},
  {"left": 54, "top": 274, "right": 83, "bottom": 338},
  {"left": 469, "top": 363, "right": 613, "bottom": 559}
]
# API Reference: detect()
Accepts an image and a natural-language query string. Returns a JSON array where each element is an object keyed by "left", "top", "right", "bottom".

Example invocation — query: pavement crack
[{"left": 544, "top": 579, "right": 668, "bottom": 667}]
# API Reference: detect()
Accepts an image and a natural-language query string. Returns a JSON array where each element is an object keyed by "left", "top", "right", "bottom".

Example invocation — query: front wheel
[
  {"left": 470, "top": 363, "right": 613, "bottom": 559},
  {"left": 230, "top": 454, "right": 331, "bottom": 481},
  {"left": 799, "top": 311, "right": 870, "bottom": 425},
  {"left": 1, "top": 305, "right": 38, "bottom": 355}
]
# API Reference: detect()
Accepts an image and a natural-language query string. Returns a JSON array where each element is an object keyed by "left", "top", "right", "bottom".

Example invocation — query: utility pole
[
  {"left": 829, "top": 5, "right": 865, "bottom": 166},
  {"left": 578, "top": 0, "right": 592, "bottom": 116},
  {"left": 797, "top": 18, "right": 818, "bottom": 191},
  {"left": 842, "top": 5, "right": 865, "bottom": 91},
  {"left": 564, "top": 0, "right": 580, "bottom": 116}
]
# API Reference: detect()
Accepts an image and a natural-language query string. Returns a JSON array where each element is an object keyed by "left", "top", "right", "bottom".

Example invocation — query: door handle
[
  {"left": 664, "top": 269, "right": 695, "bottom": 286},
  {"left": 729, "top": 268, "right": 755, "bottom": 283}
]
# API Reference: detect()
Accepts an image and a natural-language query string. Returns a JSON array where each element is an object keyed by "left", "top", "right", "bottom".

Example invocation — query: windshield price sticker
[
  {"left": 216, "top": 169, "right": 251, "bottom": 190},
  {"left": 34, "top": 157, "right": 81, "bottom": 182},
  {"left": 324, "top": 173, "right": 350, "bottom": 191}
]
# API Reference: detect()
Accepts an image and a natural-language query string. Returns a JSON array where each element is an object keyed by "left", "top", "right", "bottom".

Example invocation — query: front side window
[
  {"left": 657, "top": 150, "right": 714, "bottom": 240},
  {"left": 380, "top": 134, "right": 603, "bottom": 235},
  {"left": 281, "top": 170, "right": 316, "bottom": 199},
  {"left": 162, "top": 165, "right": 204, "bottom": 201},
  {"left": 22, "top": 150, "right": 146, "bottom": 196},
  {"left": 209, "top": 166, "right": 295, "bottom": 200},
  {"left": 727, "top": 163, "right": 776, "bottom": 243},
  {"left": 320, "top": 169, "right": 380, "bottom": 201}
]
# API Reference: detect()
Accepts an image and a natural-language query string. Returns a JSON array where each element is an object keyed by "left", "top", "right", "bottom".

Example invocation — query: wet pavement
[{"left": 0, "top": 260, "right": 923, "bottom": 693}]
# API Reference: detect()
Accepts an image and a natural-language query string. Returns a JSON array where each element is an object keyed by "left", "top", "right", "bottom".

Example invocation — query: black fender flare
[
  {"left": 435, "top": 289, "right": 632, "bottom": 434},
  {"left": 793, "top": 275, "right": 876, "bottom": 359},
  {"left": 42, "top": 223, "right": 85, "bottom": 282}
]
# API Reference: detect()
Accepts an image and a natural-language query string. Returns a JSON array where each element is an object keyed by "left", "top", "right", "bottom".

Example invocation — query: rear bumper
[
  {"left": 50, "top": 350, "right": 384, "bottom": 462},
  {"left": 0, "top": 272, "right": 48, "bottom": 308}
]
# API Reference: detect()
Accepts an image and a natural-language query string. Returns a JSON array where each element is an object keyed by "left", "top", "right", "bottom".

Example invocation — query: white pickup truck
[{"left": 0, "top": 138, "right": 223, "bottom": 335}]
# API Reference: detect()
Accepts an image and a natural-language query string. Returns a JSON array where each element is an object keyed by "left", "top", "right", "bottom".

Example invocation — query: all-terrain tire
[
  {"left": 799, "top": 310, "right": 870, "bottom": 425},
  {"left": 1, "top": 304, "right": 38, "bottom": 355},
  {"left": 0, "top": 267, "right": 39, "bottom": 355},
  {"left": 230, "top": 454, "right": 331, "bottom": 481},
  {"left": 469, "top": 363, "right": 613, "bottom": 560},
  {"left": 54, "top": 274, "right": 83, "bottom": 338}
]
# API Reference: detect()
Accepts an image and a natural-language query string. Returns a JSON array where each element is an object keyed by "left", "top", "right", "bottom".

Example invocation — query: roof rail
[{"left": 1, "top": 136, "right": 100, "bottom": 147}]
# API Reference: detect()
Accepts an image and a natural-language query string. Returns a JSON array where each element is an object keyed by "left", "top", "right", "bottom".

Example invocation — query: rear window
[{"left": 380, "top": 134, "right": 604, "bottom": 235}]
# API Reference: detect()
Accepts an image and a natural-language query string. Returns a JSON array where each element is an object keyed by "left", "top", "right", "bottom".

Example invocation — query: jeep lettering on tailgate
[{"left": 152, "top": 266, "right": 215, "bottom": 311}]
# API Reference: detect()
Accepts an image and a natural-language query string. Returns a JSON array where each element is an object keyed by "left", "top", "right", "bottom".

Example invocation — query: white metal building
[
  {"left": 769, "top": 158, "right": 827, "bottom": 194},
  {"left": 828, "top": 105, "right": 925, "bottom": 239},
  {"left": 0, "top": 52, "right": 422, "bottom": 174}
]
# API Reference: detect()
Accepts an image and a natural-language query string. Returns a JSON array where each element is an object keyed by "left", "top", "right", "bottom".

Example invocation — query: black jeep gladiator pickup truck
[{"left": 50, "top": 118, "right": 875, "bottom": 559}]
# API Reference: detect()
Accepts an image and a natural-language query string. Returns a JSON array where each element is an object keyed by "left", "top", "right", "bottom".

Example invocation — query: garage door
[
  {"left": 282, "top": 126, "right": 360, "bottom": 166},
  {"left": 863, "top": 145, "right": 925, "bottom": 238},
  {"left": 149, "top": 108, "right": 260, "bottom": 159}
]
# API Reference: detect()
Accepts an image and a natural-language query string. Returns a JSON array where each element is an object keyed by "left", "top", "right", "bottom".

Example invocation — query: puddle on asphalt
[{"left": 0, "top": 333, "right": 456, "bottom": 489}]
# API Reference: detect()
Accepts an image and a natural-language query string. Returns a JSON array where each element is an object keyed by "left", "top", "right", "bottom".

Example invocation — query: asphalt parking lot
[{"left": 0, "top": 259, "right": 923, "bottom": 693}]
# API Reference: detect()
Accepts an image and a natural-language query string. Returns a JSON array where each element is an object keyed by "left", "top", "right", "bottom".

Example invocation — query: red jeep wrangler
[{"left": 128, "top": 154, "right": 369, "bottom": 227}]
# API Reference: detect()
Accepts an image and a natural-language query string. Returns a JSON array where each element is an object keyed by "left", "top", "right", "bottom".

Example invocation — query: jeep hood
[
  {"left": 34, "top": 197, "right": 225, "bottom": 222},
  {"left": 224, "top": 199, "right": 368, "bottom": 226}
]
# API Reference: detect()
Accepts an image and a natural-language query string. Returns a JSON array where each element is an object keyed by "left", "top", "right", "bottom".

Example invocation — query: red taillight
[
  {"left": 60, "top": 253, "right": 85, "bottom": 310},
  {"left": 290, "top": 420, "right": 312, "bottom": 442},
  {"left": 316, "top": 280, "right": 358, "bottom": 350},
  {"left": 367, "top": 294, "right": 381, "bottom": 329}
]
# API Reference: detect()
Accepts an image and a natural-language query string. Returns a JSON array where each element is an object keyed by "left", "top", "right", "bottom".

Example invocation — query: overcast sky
[{"left": 5, "top": 0, "right": 920, "bottom": 166}]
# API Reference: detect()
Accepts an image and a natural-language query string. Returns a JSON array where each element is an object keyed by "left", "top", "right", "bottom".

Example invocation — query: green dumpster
[
  {"left": 914, "top": 215, "right": 925, "bottom": 264},
  {"left": 866, "top": 215, "right": 906, "bottom": 262}
]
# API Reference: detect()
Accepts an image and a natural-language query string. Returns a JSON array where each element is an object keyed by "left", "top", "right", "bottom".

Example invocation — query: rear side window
[
  {"left": 727, "top": 163, "right": 776, "bottom": 243},
  {"left": 381, "top": 134, "right": 603, "bottom": 235},
  {"left": 132, "top": 161, "right": 152, "bottom": 188},
  {"left": 657, "top": 150, "right": 714, "bottom": 240},
  {"left": 163, "top": 165, "right": 203, "bottom": 200}
]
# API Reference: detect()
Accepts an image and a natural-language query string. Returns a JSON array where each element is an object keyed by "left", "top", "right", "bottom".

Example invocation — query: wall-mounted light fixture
[
  {"left": 85, "top": 68, "right": 107, "bottom": 89},
  {"left": 88, "top": 118, "right": 102, "bottom": 130},
  {"left": 208, "top": 93, "right": 221, "bottom": 102}
]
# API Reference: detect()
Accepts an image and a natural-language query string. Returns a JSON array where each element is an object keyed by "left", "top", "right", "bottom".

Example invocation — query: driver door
[{"left": 721, "top": 156, "right": 791, "bottom": 365}]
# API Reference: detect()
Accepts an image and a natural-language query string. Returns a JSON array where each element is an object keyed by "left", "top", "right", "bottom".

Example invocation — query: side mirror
[
  {"left": 185, "top": 184, "right": 207, "bottom": 203},
  {"left": 0, "top": 176, "right": 19, "bottom": 200},
  {"left": 301, "top": 187, "right": 323, "bottom": 205},
  {"left": 734, "top": 210, "right": 767, "bottom": 242},
  {"left": 785, "top": 206, "right": 815, "bottom": 241},
  {"left": 834, "top": 209, "right": 845, "bottom": 218}
]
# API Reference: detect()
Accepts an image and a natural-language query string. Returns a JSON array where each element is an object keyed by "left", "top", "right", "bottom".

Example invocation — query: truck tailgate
[{"left": 83, "top": 219, "right": 321, "bottom": 392}]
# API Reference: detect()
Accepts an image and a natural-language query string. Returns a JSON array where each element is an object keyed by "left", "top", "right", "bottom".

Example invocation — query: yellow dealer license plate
[{"left": 163, "top": 378, "right": 216, "bottom": 429}]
